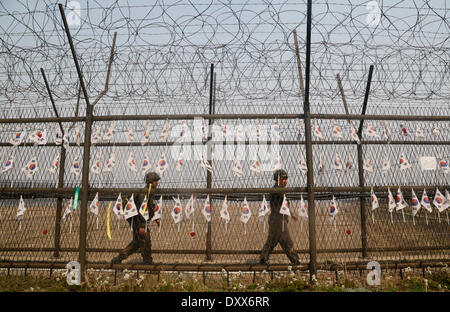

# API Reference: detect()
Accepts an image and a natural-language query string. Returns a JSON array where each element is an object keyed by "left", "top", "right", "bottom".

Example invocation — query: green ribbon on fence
[{"left": 73, "top": 186, "right": 79, "bottom": 211}]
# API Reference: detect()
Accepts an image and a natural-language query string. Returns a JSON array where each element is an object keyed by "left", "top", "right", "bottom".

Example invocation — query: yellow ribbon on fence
[
  {"left": 142, "top": 184, "right": 152, "bottom": 215},
  {"left": 106, "top": 201, "right": 112, "bottom": 240},
  {"left": 123, "top": 194, "right": 133, "bottom": 212}
]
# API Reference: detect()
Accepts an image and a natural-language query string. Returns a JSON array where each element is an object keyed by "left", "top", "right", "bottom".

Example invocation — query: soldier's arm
[
  {"left": 148, "top": 199, "right": 155, "bottom": 220},
  {"left": 147, "top": 197, "right": 161, "bottom": 226},
  {"left": 286, "top": 196, "right": 299, "bottom": 221}
]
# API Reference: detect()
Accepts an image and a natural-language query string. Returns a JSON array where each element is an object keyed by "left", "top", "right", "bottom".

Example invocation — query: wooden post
[{"left": 293, "top": 29, "right": 306, "bottom": 101}]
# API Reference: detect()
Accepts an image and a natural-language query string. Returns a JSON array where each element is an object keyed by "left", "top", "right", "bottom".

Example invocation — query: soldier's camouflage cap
[
  {"left": 273, "top": 169, "right": 288, "bottom": 181},
  {"left": 145, "top": 172, "right": 160, "bottom": 184}
]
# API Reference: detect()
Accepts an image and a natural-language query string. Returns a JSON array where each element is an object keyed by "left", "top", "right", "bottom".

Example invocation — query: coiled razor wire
[{"left": 0, "top": 0, "right": 448, "bottom": 119}]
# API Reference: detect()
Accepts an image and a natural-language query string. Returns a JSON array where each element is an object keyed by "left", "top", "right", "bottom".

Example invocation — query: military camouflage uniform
[
  {"left": 111, "top": 187, "right": 156, "bottom": 264},
  {"left": 260, "top": 188, "right": 300, "bottom": 265}
]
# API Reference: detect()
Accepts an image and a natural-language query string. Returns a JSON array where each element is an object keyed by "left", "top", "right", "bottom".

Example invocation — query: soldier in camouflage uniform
[
  {"left": 259, "top": 169, "right": 300, "bottom": 265},
  {"left": 110, "top": 172, "right": 161, "bottom": 265}
]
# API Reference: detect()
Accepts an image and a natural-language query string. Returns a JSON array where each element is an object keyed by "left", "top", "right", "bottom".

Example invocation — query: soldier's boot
[
  {"left": 142, "top": 249, "right": 153, "bottom": 264},
  {"left": 141, "top": 232, "right": 152, "bottom": 264},
  {"left": 291, "top": 259, "right": 301, "bottom": 265},
  {"left": 111, "top": 241, "right": 137, "bottom": 266},
  {"left": 110, "top": 256, "right": 122, "bottom": 266}
]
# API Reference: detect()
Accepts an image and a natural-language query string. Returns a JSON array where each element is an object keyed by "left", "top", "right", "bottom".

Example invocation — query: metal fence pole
[
  {"left": 53, "top": 146, "right": 66, "bottom": 258},
  {"left": 79, "top": 106, "right": 94, "bottom": 280},
  {"left": 357, "top": 65, "right": 374, "bottom": 258},
  {"left": 303, "top": 0, "right": 317, "bottom": 282},
  {"left": 40, "top": 68, "right": 67, "bottom": 258},
  {"left": 337, "top": 65, "right": 374, "bottom": 259},
  {"left": 58, "top": 3, "right": 93, "bottom": 283},
  {"left": 206, "top": 64, "right": 215, "bottom": 260}
]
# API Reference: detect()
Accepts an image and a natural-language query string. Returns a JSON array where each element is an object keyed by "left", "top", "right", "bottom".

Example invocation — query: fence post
[
  {"left": 356, "top": 65, "right": 374, "bottom": 258},
  {"left": 53, "top": 146, "right": 67, "bottom": 258},
  {"left": 40, "top": 68, "right": 67, "bottom": 258},
  {"left": 79, "top": 105, "right": 93, "bottom": 281},
  {"left": 337, "top": 65, "right": 374, "bottom": 259},
  {"left": 206, "top": 64, "right": 215, "bottom": 260},
  {"left": 303, "top": 0, "right": 317, "bottom": 283},
  {"left": 58, "top": 3, "right": 93, "bottom": 283},
  {"left": 292, "top": 29, "right": 305, "bottom": 101}
]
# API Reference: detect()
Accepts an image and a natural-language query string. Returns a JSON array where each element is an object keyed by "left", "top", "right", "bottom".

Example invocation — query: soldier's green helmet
[
  {"left": 145, "top": 172, "right": 160, "bottom": 184},
  {"left": 273, "top": 169, "right": 288, "bottom": 181}
]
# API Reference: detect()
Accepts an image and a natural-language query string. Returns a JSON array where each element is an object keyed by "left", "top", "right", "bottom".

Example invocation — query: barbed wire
[
  {"left": 0, "top": 0, "right": 448, "bottom": 189},
  {"left": 0, "top": 0, "right": 448, "bottom": 118}
]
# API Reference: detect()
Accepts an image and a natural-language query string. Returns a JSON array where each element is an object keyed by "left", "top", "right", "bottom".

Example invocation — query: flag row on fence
[
  {"left": 7, "top": 118, "right": 441, "bottom": 149},
  {"left": 370, "top": 187, "right": 450, "bottom": 214},
  {"left": 13, "top": 187, "right": 448, "bottom": 232},
  {"left": 2, "top": 148, "right": 448, "bottom": 179},
  {"left": 314, "top": 119, "right": 440, "bottom": 141},
  {"left": 11, "top": 193, "right": 309, "bottom": 233}
]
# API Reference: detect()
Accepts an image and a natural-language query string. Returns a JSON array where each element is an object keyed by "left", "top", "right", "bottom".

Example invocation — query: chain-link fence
[
  {"left": 1, "top": 114, "right": 449, "bottom": 269},
  {"left": 0, "top": 1, "right": 449, "bottom": 280}
]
